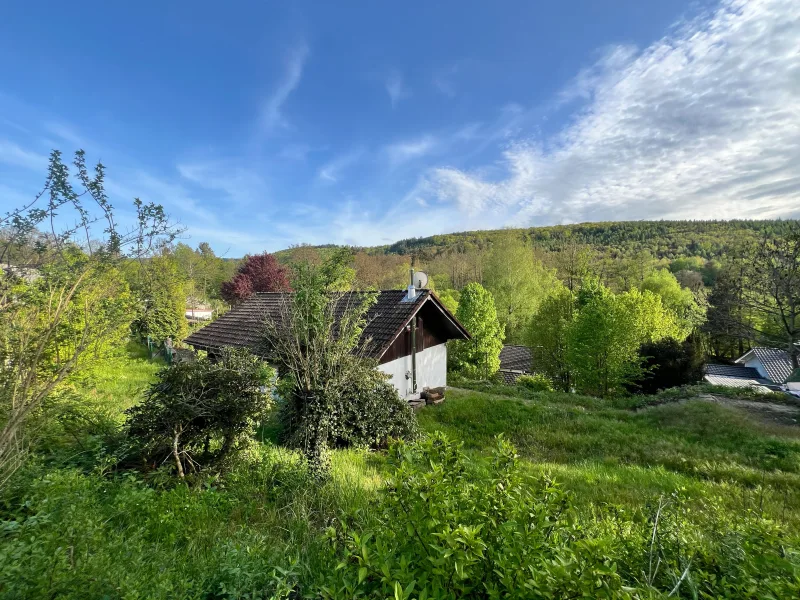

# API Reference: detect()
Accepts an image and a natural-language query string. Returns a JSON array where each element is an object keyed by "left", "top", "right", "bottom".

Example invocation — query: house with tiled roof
[
  {"left": 704, "top": 345, "right": 800, "bottom": 392},
  {"left": 184, "top": 287, "right": 470, "bottom": 400}
]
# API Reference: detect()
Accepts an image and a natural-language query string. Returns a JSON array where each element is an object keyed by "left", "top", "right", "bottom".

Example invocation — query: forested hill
[{"left": 276, "top": 220, "right": 795, "bottom": 262}]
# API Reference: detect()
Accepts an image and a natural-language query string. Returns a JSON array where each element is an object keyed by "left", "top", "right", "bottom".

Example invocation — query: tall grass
[{"left": 2, "top": 346, "right": 799, "bottom": 597}]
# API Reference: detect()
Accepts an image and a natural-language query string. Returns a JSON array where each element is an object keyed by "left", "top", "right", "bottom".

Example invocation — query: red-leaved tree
[{"left": 220, "top": 253, "right": 290, "bottom": 304}]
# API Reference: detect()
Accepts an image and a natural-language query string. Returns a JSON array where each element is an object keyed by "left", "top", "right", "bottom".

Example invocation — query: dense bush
[
  {"left": 633, "top": 337, "right": 705, "bottom": 394},
  {"left": 321, "top": 433, "right": 800, "bottom": 599},
  {"left": 322, "top": 433, "right": 624, "bottom": 598},
  {"left": 278, "top": 358, "right": 418, "bottom": 451},
  {"left": 125, "top": 348, "right": 273, "bottom": 476},
  {"left": 516, "top": 372, "right": 554, "bottom": 392}
]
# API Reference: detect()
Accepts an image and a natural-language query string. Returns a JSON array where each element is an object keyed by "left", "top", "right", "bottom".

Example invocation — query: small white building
[{"left": 184, "top": 288, "right": 470, "bottom": 400}]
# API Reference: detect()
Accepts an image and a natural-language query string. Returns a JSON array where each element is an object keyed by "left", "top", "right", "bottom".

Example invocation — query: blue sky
[{"left": 1, "top": 0, "right": 799, "bottom": 256}]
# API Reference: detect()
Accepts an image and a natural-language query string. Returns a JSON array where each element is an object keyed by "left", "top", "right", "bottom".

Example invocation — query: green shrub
[
  {"left": 321, "top": 433, "right": 624, "bottom": 599},
  {"left": 125, "top": 348, "right": 273, "bottom": 477},
  {"left": 278, "top": 359, "right": 418, "bottom": 452},
  {"left": 516, "top": 372, "right": 555, "bottom": 392}
]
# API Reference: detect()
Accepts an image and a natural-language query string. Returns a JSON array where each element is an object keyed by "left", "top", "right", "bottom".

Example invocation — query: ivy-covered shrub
[
  {"left": 124, "top": 348, "right": 273, "bottom": 477},
  {"left": 516, "top": 372, "right": 555, "bottom": 392},
  {"left": 277, "top": 358, "right": 418, "bottom": 452}
]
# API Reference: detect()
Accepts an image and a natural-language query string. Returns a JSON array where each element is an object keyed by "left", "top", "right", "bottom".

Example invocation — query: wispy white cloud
[
  {"left": 261, "top": 42, "right": 310, "bottom": 131},
  {"left": 422, "top": 0, "right": 800, "bottom": 225},
  {"left": 106, "top": 169, "right": 218, "bottom": 225},
  {"left": 385, "top": 70, "right": 410, "bottom": 108},
  {"left": 385, "top": 135, "right": 437, "bottom": 166},
  {"left": 177, "top": 160, "right": 266, "bottom": 205},
  {"left": 318, "top": 148, "right": 364, "bottom": 183},
  {"left": 0, "top": 139, "right": 48, "bottom": 170}
]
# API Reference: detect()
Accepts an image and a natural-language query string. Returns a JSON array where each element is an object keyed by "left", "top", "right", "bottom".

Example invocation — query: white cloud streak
[
  {"left": 261, "top": 42, "right": 309, "bottom": 131},
  {"left": 385, "top": 70, "right": 410, "bottom": 108},
  {"left": 423, "top": 0, "right": 800, "bottom": 225},
  {"left": 318, "top": 148, "right": 363, "bottom": 183},
  {"left": 385, "top": 135, "right": 437, "bottom": 166}
]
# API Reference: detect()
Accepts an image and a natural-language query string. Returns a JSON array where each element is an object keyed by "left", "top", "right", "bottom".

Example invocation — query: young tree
[
  {"left": 738, "top": 227, "right": 800, "bottom": 369},
  {"left": 526, "top": 285, "right": 576, "bottom": 392},
  {"left": 220, "top": 252, "right": 290, "bottom": 304},
  {"left": 126, "top": 253, "right": 188, "bottom": 342},
  {"left": 0, "top": 150, "right": 178, "bottom": 484},
  {"left": 263, "top": 252, "right": 414, "bottom": 473},
  {"left": 449, "top": 282, "right": 505, "bottom": 378},
  {"left": 567, "top": 280, "right": 677, "bottom": 396},
  {"left": 483, "top": 235, "right": 559, "bottom": 343},
  {"left": 641, "top": 269, "right": 704, "bottom": 339}
]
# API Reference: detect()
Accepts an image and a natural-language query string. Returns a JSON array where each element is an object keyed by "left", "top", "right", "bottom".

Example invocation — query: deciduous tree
[
  {"left": 220, "top": 252, "right": 290, "bottom": 304},
  {"left": 449, "top": 282, "right": 505, "bottom": 378}
]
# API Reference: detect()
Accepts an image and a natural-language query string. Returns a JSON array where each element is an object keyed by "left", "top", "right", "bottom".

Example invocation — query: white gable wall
[
  {"left": 743, "top": 357, "right": 770, "bottom": 380},
  {"left": 379, "top": 343, "right": 448, "bottom": 399}
]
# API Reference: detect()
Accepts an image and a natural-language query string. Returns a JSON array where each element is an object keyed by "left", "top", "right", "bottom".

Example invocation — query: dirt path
[{"left": 697, "top": 394, "right": 800, "bottom": 427}]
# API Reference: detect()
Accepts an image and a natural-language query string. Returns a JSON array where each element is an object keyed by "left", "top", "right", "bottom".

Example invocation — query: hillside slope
[{"left": 275, "top": 219, "right": 794, "bottom": 262}]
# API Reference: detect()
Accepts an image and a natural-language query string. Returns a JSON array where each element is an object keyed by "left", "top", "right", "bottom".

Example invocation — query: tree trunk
[{"left": 172, "top": 425, "right": 185, "bottom": 478}]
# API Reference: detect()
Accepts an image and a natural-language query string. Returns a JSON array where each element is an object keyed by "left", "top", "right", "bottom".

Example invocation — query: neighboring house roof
[
  {"left": 704, "top": 363, "right": 774, "bottom": 391},
  {"left": 735, "top": 347, "right": 796, "bottom": 384},
  {"left": 499, "top": 370, "right": 524, "bottom": 385},
  {"left": 184, "top": 289, "right": 469, "bottom": 360},
  {"left": 499, "top": 345, "right": 533, "bottom": 373}
]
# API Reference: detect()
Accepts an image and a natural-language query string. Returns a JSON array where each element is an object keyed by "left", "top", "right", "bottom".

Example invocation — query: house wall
[
  {"left": 743, "top": 358, "right": 770, "bottom": 380},
  {"left": 379, "top": 343, "right": 447, "bottom": 399}
]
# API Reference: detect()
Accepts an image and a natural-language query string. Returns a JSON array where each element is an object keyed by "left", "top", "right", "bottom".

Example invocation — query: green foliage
[
  {"left": 330, "top": 360, "right": 418, "bottom": 449},
  {"left": 436, "top": 288, "right": 459, "bottom": 314},
  {"left": 567, "top": 280, "right": 680, "bottom": 396},
  {"left": 173, "top": 242, "right": 238, "bottom": 302},
  {"left": 322, "top": 432, "right": 800, "bottom": 599},
  {"left": 449, "top": 283, "right": 505, "bottom": 378},
  {"left": 632, "top": 338, "right": 705, "bottom": 394},
  {"left": 268, "top": 252, "right": 415, "bottom": 473},
  {"left": 641, "top": 268, "right": 705, "bottom": 339},
  {"left": 125, "top": 348, "right": 273, "bottom": 476},
  {"left": 322, "top": 433, "right": 625, "bottom": 599},
  {"left": 482, "top": 234, "right": 559, "bottom": 342},
  {"left": 126, "top": 254, "right": 188, "bottom": 342},
  {"left": 525, "top": 284, "right": 576, "bottom": 392},
  {"left": 516, "top": 372, "right": 555, "bottom": 392}
]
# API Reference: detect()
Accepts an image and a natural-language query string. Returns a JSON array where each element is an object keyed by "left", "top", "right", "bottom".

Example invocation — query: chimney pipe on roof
[{"left": 405, "top": 266, "right": 416, "bottom": 301}]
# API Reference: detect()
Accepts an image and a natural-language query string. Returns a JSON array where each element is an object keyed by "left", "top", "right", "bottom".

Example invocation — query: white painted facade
[
  {"left": 742, "top": 357, "right": 769, "bottom": 380},
  {"left": 378, "top": 343, "right": 448, "bottom": 399}
]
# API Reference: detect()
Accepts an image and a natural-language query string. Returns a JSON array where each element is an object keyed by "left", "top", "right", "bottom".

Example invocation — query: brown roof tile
[{"left": 184, "top": 290, "right": 469, "bottom": 360}]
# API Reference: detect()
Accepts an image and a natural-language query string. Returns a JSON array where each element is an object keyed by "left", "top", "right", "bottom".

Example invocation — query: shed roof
[
  {"left": 184, "top": 289, "right": 469, "bottom": 360},
  {"left": 499, "top": 345, "right": 533, "bottom": 372}
]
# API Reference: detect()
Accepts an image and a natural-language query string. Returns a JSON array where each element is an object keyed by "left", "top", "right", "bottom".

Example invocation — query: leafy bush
[
  {"left": 632, "top": 337, "right": 705, "bottom": 394},
  {"left": 125, "top": 348, "right": 273, "bottom": 477},
  {"left": 516, "top": 372, "right": 554, "bottom": 392},
  {"left": 321, "top": 433, "right": 624, "bottom": 599},
  {"left": 321, "top": 433, "right": 800, "bottom": 599}
]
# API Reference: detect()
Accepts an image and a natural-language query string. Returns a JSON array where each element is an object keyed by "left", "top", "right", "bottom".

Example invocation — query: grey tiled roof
[
  {"left": 740, "top": 347, "right": 795, "bottom": 384},
  {"left": 703, "top": 363, "right": 774, "bottom": 391},
  {"left": 184, "top": 290, "right": 468, "bottom": 360},
  {"left": 498, "top": 370, "right": 525, "bottom": 385},
  {"left": 705, "top": 364, "right": 763, "bottom": 379},
  {"left": 499, "top": 345, "right": 533, "bottom": 372}
]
